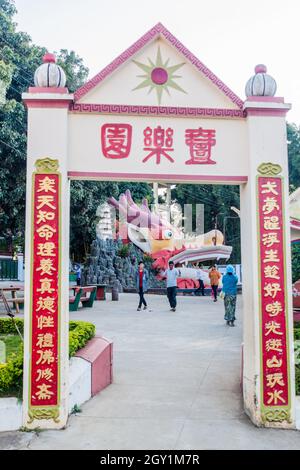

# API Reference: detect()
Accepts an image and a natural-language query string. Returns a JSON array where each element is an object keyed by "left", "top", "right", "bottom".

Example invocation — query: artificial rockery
[
  {"left": 82, "top": 190, "right": 232, "bottom": 290},
  {"left": 82, "top": 238, "right": 164, "bottom": 291}
]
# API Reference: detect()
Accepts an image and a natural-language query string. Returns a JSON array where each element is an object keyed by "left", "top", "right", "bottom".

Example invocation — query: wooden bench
[
  {"left": 5, "top": 297, "right": 25, "bottom": 310},
  {"left": 80, "top": 286, "right": 97, "bottom": 308},
  {"left": 69, "top": 286, "right": 97, "bottom": 311},
  {"left": 69, "top": 287, "right": 82, "bottom": 311}
]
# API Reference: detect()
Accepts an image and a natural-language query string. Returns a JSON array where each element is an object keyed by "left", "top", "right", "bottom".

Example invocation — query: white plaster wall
[
  {"left": 241, "top": 106, "right": 295, "bottom": 427},
  {"left": 0, "top": 398, "right": 22, "bottom": 432},
  {"left": 80, "top": 38, "right": 238, "bottom": 109},
  {"left": 68, "top": 113, "right": 248, "bottom": 179},
  {"left": 0, "top": 358, "right": 92, "bottom": 432},
  {"left": 295, "top": 397, "right": 300, "bottom": 430},
  {"left": 68, "top": 357, "right": 91, "bottom": 413}
]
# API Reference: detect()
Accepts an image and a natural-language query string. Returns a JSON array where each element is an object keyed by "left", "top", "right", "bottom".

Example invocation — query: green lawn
[{"left": 0, "top": 334, "right": 22, "bottom": 362}]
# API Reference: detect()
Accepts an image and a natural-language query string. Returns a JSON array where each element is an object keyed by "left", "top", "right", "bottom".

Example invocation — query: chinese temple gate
[{"left": 22, "top": 23, "right": 295, "bottom": 429}]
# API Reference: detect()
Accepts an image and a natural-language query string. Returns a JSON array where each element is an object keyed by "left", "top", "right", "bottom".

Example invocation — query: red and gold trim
[
  {"left": 257, "top": 163, "right": 291, "bottom": 423},
  {"left": 27, "top": 158, "right": 61, "bottom": 423}
]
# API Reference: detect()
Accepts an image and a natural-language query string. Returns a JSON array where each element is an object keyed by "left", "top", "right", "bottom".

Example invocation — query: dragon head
[{"left": 108, "top": 189, "right": 232, "bottom": 266}]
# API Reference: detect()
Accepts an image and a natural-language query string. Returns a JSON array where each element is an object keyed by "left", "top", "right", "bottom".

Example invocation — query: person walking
[
  {"left": 136, "top": 261, "right": 149, "bottom": 311},
  {"left": 75, "top": 264, "right": 81, "bottom": 286},
  {"left": 222, "top": 264, "right": 238, "bottom": 326},
  {"left": 195, "top": 264, "right": 205, "bottom": 296},
  {"left": 209, "top": 265, "right": 221, "bottom": 302},
  {"left": 161, "top": 261, "right": 181, "bottom": 311}
]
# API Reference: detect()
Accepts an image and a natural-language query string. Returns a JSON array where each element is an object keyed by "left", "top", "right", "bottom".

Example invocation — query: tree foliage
[
  {"left": 292, "top": 244, "right": 300, "bottom": 283},
  {"left": 0, "top": 0, "right": 154, "bottom": 260},
  {"left": 172, "top": 184, "right": 241, "bottom": 263},
  {"left": 287, "top": 123, "right": 300, "bottom": 192},
  {"left": 0, "top": 0, "right": 300, "bottom": 270}
]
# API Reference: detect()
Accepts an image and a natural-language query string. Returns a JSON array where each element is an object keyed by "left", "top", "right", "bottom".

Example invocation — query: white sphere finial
[
  {"left": 245, "top": 64, "right": 277, "bottom": 98},
  {"left": 34, "top": 52, "right": 67, "bottom": 88}
]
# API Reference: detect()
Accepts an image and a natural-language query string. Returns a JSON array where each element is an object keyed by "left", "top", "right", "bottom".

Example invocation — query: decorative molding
[
  {"left": 246, "top": 96, "right": 284, "bottom": 103},
  {"left": 245, "top": 108, "right": 288, "bottom": 118},
  {"left": 35, "top": 158, "right": 59, "bottom": 173},
  {"left": 74, "top": 23, "right": 243, "bottom": 109},
  {"left": 24, "top": 99, "right": 71, "bottom": 109},
  {"left": 262, "top": 408, "right": 291, "bottom": 424},
  {"left": 257, "top": 162, "right": 282, "bottom": 176},
  {"left": 68, "top": 171, "right": 248, "bottom": 184},
  {"left": 70, "top": 103, "right": 245, "bottom": 119},
  {"left": 27, "top": 407, "right": 60, "bottom": 423},
  {"left": 28, "top": 87, "right": 69, "bottom": 94}
]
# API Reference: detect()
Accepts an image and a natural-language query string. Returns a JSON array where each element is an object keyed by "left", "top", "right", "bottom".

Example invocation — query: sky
[{"left": 13, "top": 0, "right": 300, "bottom": 123}]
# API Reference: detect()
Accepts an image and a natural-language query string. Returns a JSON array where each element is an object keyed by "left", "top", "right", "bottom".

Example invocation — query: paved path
[{"left": 1, "top": 293, "right": 299, "bottom": 449}]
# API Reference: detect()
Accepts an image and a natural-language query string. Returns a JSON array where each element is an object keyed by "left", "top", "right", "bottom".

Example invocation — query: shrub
[
  {"left": 294, "top": 328, "right": 300, "bottom": 395},
  {"left": 118, "top": 244, "right": 130, "bottom": 258},
  {"left": 69, "top": 321, "right": 95, "bottom": 358},
  {"left": 0, "top": 318, "right": 95, "bottom": 397},
  {"left": 0, "top": 318, "right": 24, "bottom": 335},
  {"left": 143, "top": 253, "right": 154, "bottom": 263}
]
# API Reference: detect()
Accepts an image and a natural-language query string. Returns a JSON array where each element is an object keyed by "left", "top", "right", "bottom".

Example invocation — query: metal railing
[{"left": 0, "top": 259, "right": 18, "bottom": 280}]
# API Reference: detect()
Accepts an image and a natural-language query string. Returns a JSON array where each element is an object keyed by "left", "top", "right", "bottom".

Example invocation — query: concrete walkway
[{"left": 1, "top": 292, "right": 299, "bottom": 449}]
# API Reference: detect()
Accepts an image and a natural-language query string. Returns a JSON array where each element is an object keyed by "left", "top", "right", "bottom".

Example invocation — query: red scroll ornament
[
  {"left": 30, "top": 170, "right": 60, "bottom": 412},
  {"left": 257, "top": 175, "right": 290, "bottom": 421}
]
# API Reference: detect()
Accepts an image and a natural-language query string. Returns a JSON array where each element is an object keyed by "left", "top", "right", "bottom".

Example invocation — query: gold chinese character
[
  {"left": 36, "top": 242, "right": 56, "bottom": 257},
  {"left": 37, "top": 176, "right": 56, "bottom": 193},
  {"left": 264, "top": 283, "right": 282, "bottom": 299},
  {"left": 36, "top": 297, "right": 56, "bottom": 314},
  {"left": 37, "top": 195, "right": 56, "bottom": 210},
  {"left": 263, "top": 216, "right": 280, "bottom": 231},
  {"left": 35, "top": 383, "right": 54, "bottom": 400},
  {"left": 266, "top": 356, "right": 283, "bottom": 368},
  {"left": 36, "top": 349, "right": 55, "bottom": 365},
  {"left": 36, "top": 368, "right": 54, "bottom": 382},
  {"left": 37, "top": 278, "right": 55, "bottom": 294},
  {"left": 261, "top": 181, "right": 279, "bottom": 195},
  {"left": 263, "top": 250, "right": 280, "bottom": 263},
  {"left": 262, "top": 197, "right": 280, "bottom": 215},
  {"left": 37, "top": 210, "right": 55, "bottom": 225},
  {"left": 264, "top": 265, "right": 280, "bottom": 280},
  {"left": 266, "top": 339, "right": 283, "bottom": 352},
  {"left": 267, "top": 390, "right": 286, "bottom": 405},
  {"left": 266, "top": 372, "right": 285, "bottom": 388},
  {"left": 265, "top": 321, "right": 283, "bottom": 336},
  {"left": 36, "top": 259, "right": 56, "bottom": 276},
  {"left": 37, "top": 315, "right": 54, "bottom": 329},
  {"left": 262, "top": 233, "right": 280, "bottom": 248},
  {"left": 36, "top": 333, "right": 54, "bottom": 348},
  {"left": 37, "top": 224, "right": 56, "bottom": 241},
  {"left": 266, "top": 301, "right": 283, "bottom": 317}
]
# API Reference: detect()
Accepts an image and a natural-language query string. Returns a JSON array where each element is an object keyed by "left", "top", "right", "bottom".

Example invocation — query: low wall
[{"left": 0, "top": 336, "right": 113, "bottom": 432}]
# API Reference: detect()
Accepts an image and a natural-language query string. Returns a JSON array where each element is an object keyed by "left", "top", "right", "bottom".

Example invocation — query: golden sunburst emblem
[{"left": 132, "top": 47, "right": 186, "bottom": 104}]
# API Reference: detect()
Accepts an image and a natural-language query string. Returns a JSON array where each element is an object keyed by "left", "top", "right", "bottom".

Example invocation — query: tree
[
  {"left": 56, "top": 49, "right": 88, "bottom": 93},
  {"left": 172, "top": 184, "right": 241, "bottom": 264},
  {"left": 0, "top": 0, "right": 89, "bottom": 254},
  {"left": 117, "top": 182, "right": 154, "bottom": 204},
  {"left": 287, "top": 123, "right": 300, "bottom": 192},
  {"left": 70, "top": 181, "right": 119, "bottom": 260},
  {"left": 292, "top": 244, "right": 300, "bottom": 283},
  {"left": 0, "top": 0, "right": 42, "bottom": 252}
]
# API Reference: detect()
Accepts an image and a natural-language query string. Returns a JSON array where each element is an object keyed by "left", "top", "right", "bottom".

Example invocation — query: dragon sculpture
[{"left": 108, "top": 189, "right": 232, "bottom": 288}]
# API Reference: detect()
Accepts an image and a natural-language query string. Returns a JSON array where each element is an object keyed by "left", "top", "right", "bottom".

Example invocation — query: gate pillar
[
  {"left": 240, "top": 94, "right": 295, "bottom": 428},
  {"left": 22, "top": 58, "right": 72, "bottom": 428}
]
